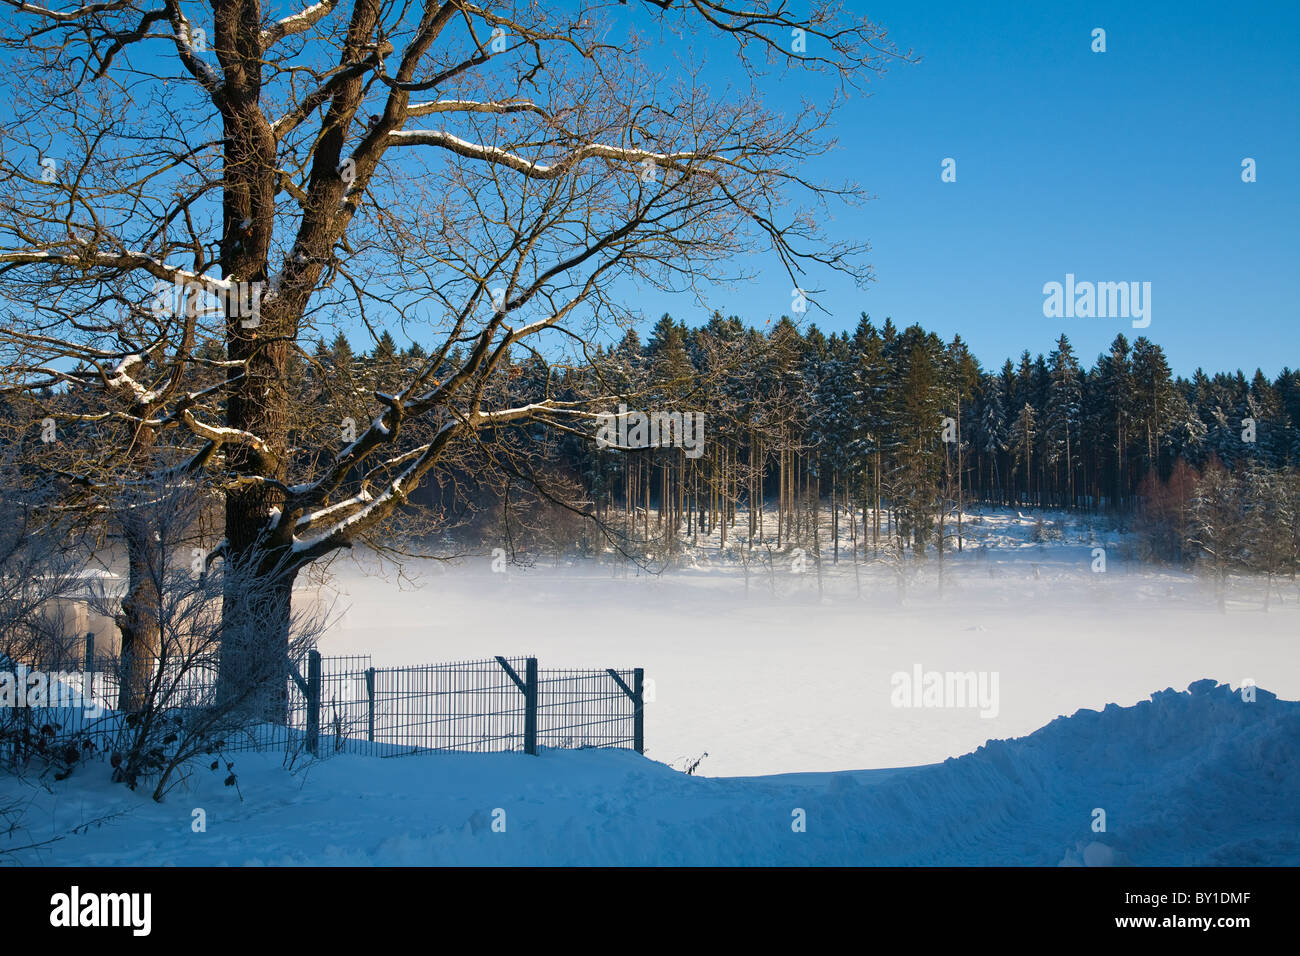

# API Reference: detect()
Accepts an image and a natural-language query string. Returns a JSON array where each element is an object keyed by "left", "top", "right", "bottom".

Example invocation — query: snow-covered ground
[
  {"left": 5, "top": 508, "right": 1298, "bottom": 865},
  {"left": 5, "top": 679, "right": 1296, "bottom": 865},
  {"left": 310, "top": 509, "right": 1300, "bottom": 777}
]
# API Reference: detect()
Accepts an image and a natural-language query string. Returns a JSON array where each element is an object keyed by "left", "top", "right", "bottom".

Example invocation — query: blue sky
[
  {"left": 5, "top": 1, "right": 1292, "bottom": 379},
  {"left": 626, "top": 0, "right": 1300, "bottom": 378}
]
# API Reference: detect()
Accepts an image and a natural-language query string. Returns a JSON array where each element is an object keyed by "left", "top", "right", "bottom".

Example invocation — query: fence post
[
  {"left": 524, "top": 658, "right": 538, "bottom": 756},
  {"left": 83, "top": 632, "right": 94, "bottom": 674},
  {"left": 365, "top": 666, "right": 376, "bottom": 743},
  {"left": 305, "top": 650, "right": 321, "bottom": 755},
  {"left": 607, "top": 667, "right": 645, "bottom": 755},
  {"left": 633, "top": 668, "right": 645, "bottom": 755}
]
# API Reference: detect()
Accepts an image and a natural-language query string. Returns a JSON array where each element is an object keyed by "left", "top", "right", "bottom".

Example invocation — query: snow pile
[{"left": 4, "top": 680, "right": 1296, "bottom": 866}]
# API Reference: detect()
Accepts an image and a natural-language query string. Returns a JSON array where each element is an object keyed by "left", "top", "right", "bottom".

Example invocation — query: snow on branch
[
  {"left": 260, "top": 0, "right": 339, "bottom": 50},
  {"left": 105, "top": 353, "right": 158, "bottom": 405},
  {"left": 163, "top": 0, "right": 221, "bottom": 91},
  {"left": 406, "top": 99, "right": 551, "bottom": 119},
  {"left": 385, "top": 129, "right": 714, "bottom": 180},
  {"left": 180, "top": 410, "right": 279, "bottom": 467},
  {"left": 290, "top": 469, "right": 411, "bottom": 555},
  {"left": 0, "top": 241, "right": 236, "bottom": 295},
  {"left": 292, "top": 490, "right": 374, "bottom": 533},
  {"left": 3, "top": 0, "right": 132, "bottom": 22}
]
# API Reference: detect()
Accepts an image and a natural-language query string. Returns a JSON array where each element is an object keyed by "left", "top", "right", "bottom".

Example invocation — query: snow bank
[{"left": 6, "top": 680, "right": 1296, "bottom": 866}]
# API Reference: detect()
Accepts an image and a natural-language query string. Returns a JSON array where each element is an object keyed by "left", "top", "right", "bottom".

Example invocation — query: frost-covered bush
[{"left": 1031, "top": 518, "right": 1062, "bottom": 543}]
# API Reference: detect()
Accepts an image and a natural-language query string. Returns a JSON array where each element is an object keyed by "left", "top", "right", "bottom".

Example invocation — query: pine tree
[
  {"left": 1046, "top": 334, "right": 1082, "bottom": 507},
  {"left": 975, "top": 373, "right": 1008, "bottom": 502},
  {"left": 892, "top": 327, "right": 944, "bottom": 551},
  {"left": 1131, "top": 337, "right": 1175, "bottom": 479},
  {"left": 330, "top": 330, "right": 354, "bottom": 367},
  {"left": 945, "top": 334, "right": 981, "bottom": 548},
  {"left": 1010, "top": 402, "right": 1037, "bottom": 505},
  {"left": 1092, "top": 335, "right": 1131, "bottom": 509}
]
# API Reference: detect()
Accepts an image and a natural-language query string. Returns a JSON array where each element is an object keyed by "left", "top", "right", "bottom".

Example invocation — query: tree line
[{"left": 116, "top": 311, "right": 1293, "bottom": 571}]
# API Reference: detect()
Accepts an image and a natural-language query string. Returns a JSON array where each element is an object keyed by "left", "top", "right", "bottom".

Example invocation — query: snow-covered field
[
  {"left": 6, "top": 680, "right": 1297, "bottom": 865},
  {"left": 313, "top": 510, "right": 1300, "bottom": 777},
  {"left": 5, "top": 508, "right": 1298, "bottom": 866}
]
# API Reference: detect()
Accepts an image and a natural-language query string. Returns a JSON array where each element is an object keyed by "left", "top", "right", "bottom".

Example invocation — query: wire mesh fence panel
[
  {"left": 2, "top": 653, "right": 345, "bottom": 759},
  {"left": 303, "top": 654, "right": 374, "bottom": 755},
  {"left": 3, "top": 652, "right": 642, "bottom": 766},
  {"left": 3, "top": 657, "right": 204, "bottom": 764},
  {"left": 368, "top": 657, "right": 529, "bottom": 755},
  {"left": 536, "top": 669, "right": 638, "bottom": 750}
]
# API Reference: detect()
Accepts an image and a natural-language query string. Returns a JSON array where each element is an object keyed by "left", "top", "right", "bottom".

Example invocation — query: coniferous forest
[{"left": 39, "top": 311, "right": 1277, "bottom": 576}]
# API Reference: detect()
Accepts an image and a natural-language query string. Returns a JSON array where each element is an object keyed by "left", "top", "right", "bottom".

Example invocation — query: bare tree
[
  {"left": 0, "top": 1, "right": 908, "bottom": 704},
  {"left": 1187, "top": 457, "right": 1246, "bottom": 612}
]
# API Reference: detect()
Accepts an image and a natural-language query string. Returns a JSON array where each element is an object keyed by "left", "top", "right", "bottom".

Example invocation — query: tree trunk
[
  {"left": 217, "top": 547, "right": 296, "bottom": 722},
  {"left": 831, "top": 473, "right": 838, "bottom": 564},
  {"left": 115, "top": 520, "right": 160, "bottom": 713}
]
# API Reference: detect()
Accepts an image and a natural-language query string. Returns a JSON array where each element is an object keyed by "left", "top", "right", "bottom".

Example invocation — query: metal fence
[
  {"left": 0, "top": 648, "right": 305, "bottom": 761},
  {"left": 2, "top": 646, "right": 644, "bottom": 763},
  {"left": 312, "top": 656, "right": 529, "bottom": 756},
  {"left": 538, "top": 668, "right": 643, "bottom": 751},
  {"left": 306, "top": 655, "right": 644, "bottom": 757}
]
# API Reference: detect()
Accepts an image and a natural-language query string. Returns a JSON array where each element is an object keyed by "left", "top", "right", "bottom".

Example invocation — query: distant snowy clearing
[{"left": 7, "top": 680, "right": 1297, "bottom": 865}]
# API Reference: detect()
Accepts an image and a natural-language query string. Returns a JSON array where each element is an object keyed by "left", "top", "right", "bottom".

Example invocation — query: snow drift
[{"left": 5, "top": 679, "right": 1296, "bottom": 866}]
